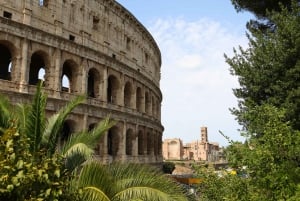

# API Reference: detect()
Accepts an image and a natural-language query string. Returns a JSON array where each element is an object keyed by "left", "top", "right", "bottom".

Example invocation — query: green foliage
[
  {"left": 194, "top": 165, "right": 251, "bottom": 201},
  {"left": 0, "top": 127, "right": 79, "bottom": 201},
  {"left": 77, "top": 161, "right": 188, "bottom": 201},
  {"left": 162, "top": 162, "right": 176, "bottom": 174},
  {"left": 231, "top": 0, "right": 293, "bottom": 18},
  {"left": 226, "top": 1, "right": 300, "bottom": 131}
]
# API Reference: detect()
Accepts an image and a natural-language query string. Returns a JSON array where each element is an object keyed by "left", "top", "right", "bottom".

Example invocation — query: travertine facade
[
  {"left": 162, "top": 138, "right": 184, "bottom": 160},
  {"left": 0, "top": 0, "right": 163, "bottom": 163}
]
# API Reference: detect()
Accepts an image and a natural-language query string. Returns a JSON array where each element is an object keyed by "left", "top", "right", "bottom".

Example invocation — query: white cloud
[{"left": 148, "top": 17, "right": 248, "bottom": 146}]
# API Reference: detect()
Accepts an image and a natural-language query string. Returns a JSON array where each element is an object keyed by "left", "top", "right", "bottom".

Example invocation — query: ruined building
[
  {"left": 163, "top": 127, "right": 223, "bottom": 162},
  {"left": 0, "top": 0, "right": 163, "bottom": 163}
]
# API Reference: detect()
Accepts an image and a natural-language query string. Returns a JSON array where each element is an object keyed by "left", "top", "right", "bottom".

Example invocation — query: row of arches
[
  {"left": 62, "top": 119, "right": 162, "bottom": 160},
  {"left": 0, "top": 41, "right": 161, "bottom": 118}
]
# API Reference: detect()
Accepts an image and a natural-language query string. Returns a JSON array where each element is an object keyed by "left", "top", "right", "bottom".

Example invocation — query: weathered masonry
[{"left": 0, "top": 0, "right": 163, "bottom": 163}]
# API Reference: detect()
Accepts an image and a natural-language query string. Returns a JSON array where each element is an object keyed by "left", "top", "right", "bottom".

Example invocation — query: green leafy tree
[
  {"left": 231, "top": 0, "right": 294, "bottom": 18},
  {"left": 194, "top": 164, "right": 251, "bottom": 201},
  {"left": 225, "top": 1, "right": 300, "bottom": 132},
  {"left": 224, "top": 2, "right": 300, "bottom": 199}
]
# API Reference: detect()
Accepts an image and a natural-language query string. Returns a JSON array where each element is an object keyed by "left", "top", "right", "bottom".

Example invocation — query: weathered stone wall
[{"left": 0, "top": 0, "right": 163, "bottom": 164}]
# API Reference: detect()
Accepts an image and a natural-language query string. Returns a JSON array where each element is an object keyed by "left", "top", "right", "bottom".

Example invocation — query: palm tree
[
  {"left": 0, "top": 81, "right": 114, "bottom": 170},
  {"left": 76, "top": 161, "right": 189, "bottom": 201}
]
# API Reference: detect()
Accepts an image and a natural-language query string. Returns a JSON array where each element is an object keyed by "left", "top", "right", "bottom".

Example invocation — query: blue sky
[{"left": 116, "top": 0, "right": 254, "bottom": 146}]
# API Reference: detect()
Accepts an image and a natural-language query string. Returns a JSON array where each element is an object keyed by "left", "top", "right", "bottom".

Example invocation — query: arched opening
[
  {"left": 29, "top": 52, "right": 46, "bottom": 85},
  {"left": 0, "top": 44, "right": 12, "bottom": 80},
  {"left": 153, "top": 132, "right": 159, "bottom": 156},
  {"left": 147, "top": 132, "right": 153, "bottom": 155},
  {"left": 136, "top": 87, "right": 143, "bottom": 112},
  {"left": 124, "top": 82, "right": 133, "bottom": 108},
  {"left": 145, "top": 92, "right": 151, "bottom": 115},
  {"left": 89, "top": 123, "right": 100, "bottom": 154},
  {"left": 126, "top": 128, "right": 134, "bottom": 155},
  {"left": 88, "top": 123, "right": 97, "bottom": 131},
  {"left": 107, "top": 75, "right": 119, "bottom": 104},
  {"left": 61, "top": 120, "right": 75, "bottom": 143},
  {"left": 87, "top": 68, "right": 100, "bottom": 98},
  {"left": 107, "top": 126, "right": 119, "bottom": 156},
  {"left": 61, "top": 60, "right": 77, "bottom": 93},
  {"left": 152, "top": 96, "right": 156, "bottom": 117},
  {"left": 138, "top": 130, "right": 144, "bottom": 155}
]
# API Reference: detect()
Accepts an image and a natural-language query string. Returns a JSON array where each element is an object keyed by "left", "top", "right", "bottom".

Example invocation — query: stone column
[
  {"left": 52, "top": 48, "right": 62, "bottom": 97},
  {"left": 22, "top": 0, "right": 32, "bottom": 25},
  {"left": 102, "top": 67, "right": 108, "bottom": 102},
  {"left": 18, "top": 38, "right": 29, "bottom": 92}
]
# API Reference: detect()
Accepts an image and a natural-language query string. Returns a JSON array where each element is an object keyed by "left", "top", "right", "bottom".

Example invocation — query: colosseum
[{"left": 0, "top": 0, "right": 163, "bottom": 164}]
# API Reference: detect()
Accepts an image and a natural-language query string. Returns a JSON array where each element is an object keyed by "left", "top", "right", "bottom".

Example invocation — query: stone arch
[
  {"left": 147, "top": 131, "right": 153, "bottom": 155},
  {"left": 87, "top": 68, "right": 101, "bottom": 98},
  {"left": 0, "top": 42, "right": 15, "bottom": 80},
  {"left": 61, "top": 59, "right": 78, "bottom": 93},
  {"left": 88, "top": 123, "right": 97, "bottom": 131},
  {"left": 61, "top": 119, "right": 76, "bottom": 142},
  {"left": 136, "top": 87, "right": 143, "bottom": 112},
  {"left": 107, "top": 126, "right": 120, "bottom": 156},
  {"left": 138, "top": 130, "right": 144, "bottom": 155},
  {"left": 124, "top": 81, "right": 133, "bottom": 108},
  {"left": 152, "top": 96, "right": 156, "bottom": 117},
  {"left": 28, "top": 51, "right": 49, "bottom": 85},
  {"left": 145, "top": 91, "right": 151, "bottom": 115},
  {"left": 126, "top": 128, "right": 134, "bottom": 155},
  {"left": 153, "top": 132, "right": 159, "bottom": 156},
  {"left": 107, "top": 74, "right": 120, "bottom": 104}
]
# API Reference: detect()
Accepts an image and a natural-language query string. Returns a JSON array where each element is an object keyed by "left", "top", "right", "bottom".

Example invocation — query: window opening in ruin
[
  {"left": 145, "top": 53, "right": 149, "bottom": 64},
  {"left": 126, "top": 129, "right": 133, "bottom": 155},
  {"left": 147, "top": 132, "right": 152, "bottom": 155},
  {"left": 154, "top": 134, "right": 158, "bottom": 156},
  {"left": 93, "top": 16, "right": 99, "bottom": 30},
  {"left": 145, "top": 92, "right": 151, "bottom": 114},
  {"left": 0, "top": 44, "right": 12, "bottom": 80},
  {"left": 59, "top": 120, "right": 74, "bottom": 149},
  {"left": 62, "top": 61, "right": 75, "bottom": 93},
  {"left": 124, "top": 82, "right": 132, "bottom": 108},
  {"left": 152, "top": 96, "right": 156, "bottom": 117},
  {"left": 138, "top": 131, "right": 144, "bottom": 155},
  {"left": 69, "top": 35, "right": 75, "bottom": 41},
  {"left": 62, "top": 75, "right": 70, "bottom": 92},
  {"left": 107, "top": 127, "right": 119, "bottom": 156},
  {"left": 39, "top": 0, "right": 48, "bottom": 7},
  {"left": 29, "top": 52, "right": 46, "bottom": 85},
  {"left": 88, "top": 71, "right": 95, "bottom": 98},
  {"left": 107, "top": 75, "right": 119, "bottom": 104},
  {"left": 3, "top": 11, "right": 12, "bottom": 19},
  {"left": 126, "top": 37, "right": 131, "bottom": 50},
  {"left": 136, "top": 87, "right": 142, "bottom": 112}
]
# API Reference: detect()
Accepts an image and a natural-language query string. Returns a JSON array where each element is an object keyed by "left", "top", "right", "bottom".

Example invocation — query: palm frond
[
  {"left": 24, "top": 82, "right": 47, "bottom": 153},
  {"left": 0, "top": 94, "right": 13, "bottom": 132},
  {"left": 81, "top": 186, "right": 111, "bottom": 201},
  {"left": 110, "top": 163, "right": 188, "bottom": 201},
  {"left": 61, "top": 117, "right": 114, "bottom": 155},
  {"left": 77, "top": 161, "right": 115, "bottom": 198},
  {"left": 45, "top": 95, "right": 85, "bottom": 156},
  {"left": 63, "top": 142, "right": 93, "bottom": 171}
]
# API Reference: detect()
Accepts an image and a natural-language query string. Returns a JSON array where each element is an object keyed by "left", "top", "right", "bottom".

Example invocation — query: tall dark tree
[
  {"left": 225, "top": 1, "right": 300, "bottom": 131},
  {"left": 231, "top": 0, "right": 293, "bottom": 18},
  {"left": 231, "top": 0, "right": 298, "bottom": 31}
]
